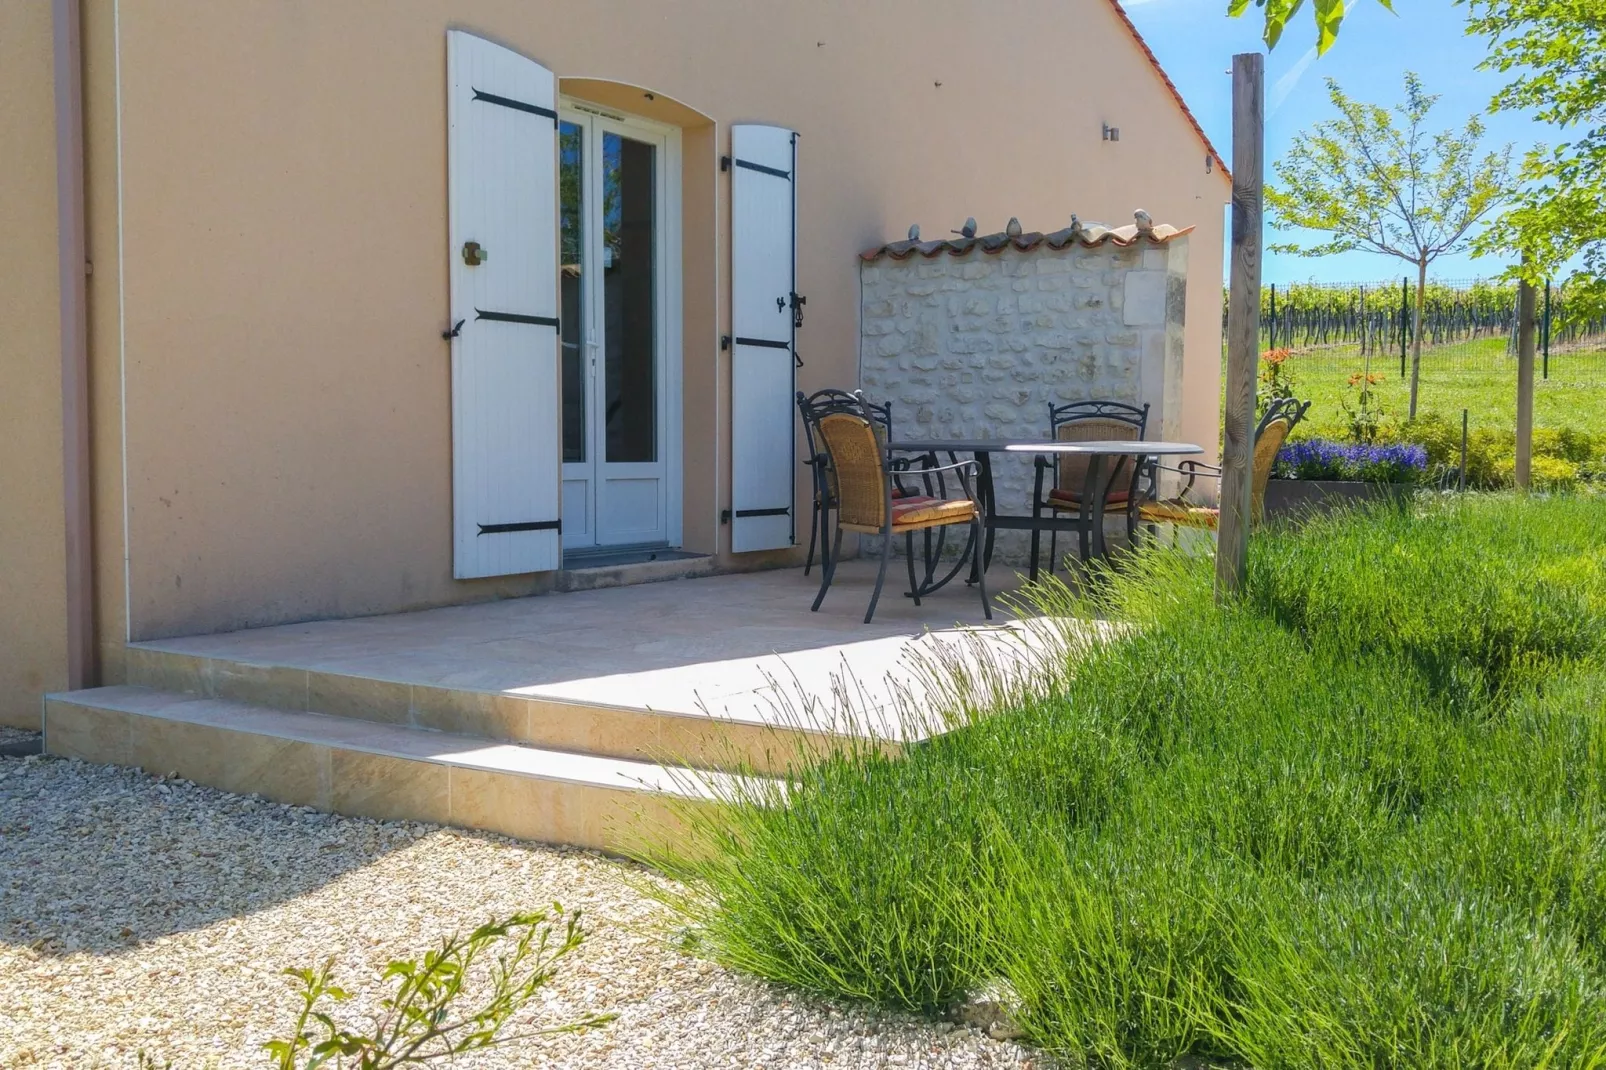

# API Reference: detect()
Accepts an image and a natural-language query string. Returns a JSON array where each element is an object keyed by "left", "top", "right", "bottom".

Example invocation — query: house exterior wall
[
  {"left": 861, "top": 235, "right": 1189, "bottom": 561},
  {"left": 0, "top": 0, "right": 68, "bottom": 729},
  {"left": 3, "top": 0, "right": 1228, "bottom": 669}
]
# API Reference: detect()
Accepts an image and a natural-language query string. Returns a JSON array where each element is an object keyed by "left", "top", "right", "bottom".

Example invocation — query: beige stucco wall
[
  {"left": 0, "top": 0, "right": 68, "bottom": 728},
  {"left": 85, "top": 0, "right": 1227, "bottom": 642}
]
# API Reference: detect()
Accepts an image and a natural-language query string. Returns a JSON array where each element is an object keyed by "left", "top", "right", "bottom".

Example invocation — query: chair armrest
[
  {"left": 903, "top": 458, "right": 978, "bottom": 500},
  {"left": 1176, "top": 459, "right": 1222, "bottom": 478},
  {"left": 912, "top": 458, "right": 978, "bottom": 477},
  {"left": 1148, "top": 460, "right": 1216, "bottom": 498}
]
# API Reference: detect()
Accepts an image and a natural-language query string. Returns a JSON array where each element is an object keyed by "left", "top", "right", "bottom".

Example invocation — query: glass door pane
[
  {"left": 559, "top": 120, "right": 586, "bottom": 463},
  {"left": 602, "top": 132, "right": 656, "bottom": 463}
]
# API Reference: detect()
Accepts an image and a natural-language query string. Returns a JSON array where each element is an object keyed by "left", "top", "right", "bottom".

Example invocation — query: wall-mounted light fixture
[
  {"left": 1102, "top": 123, "right": 1120, "bottom": 142},
  {"left": 1206, "top": 154, "right": 1213, "bottom": 174}
]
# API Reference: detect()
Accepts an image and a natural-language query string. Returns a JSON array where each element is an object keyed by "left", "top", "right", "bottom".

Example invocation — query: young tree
[
  {"left": 1265, "top": 73, "right": 1514, "bottom": 418},
  {"left": 1228, "top": 0, "right": 1393, "bottom": 55},
  {"left": 1461, "top": 0, "right": 1606, "bottom": 316}
]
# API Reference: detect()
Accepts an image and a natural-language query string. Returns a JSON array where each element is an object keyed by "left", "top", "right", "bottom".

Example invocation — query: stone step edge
[
  {"left": 123, "top": 643, "right": 860, "bottom": 743},
  {"left": 45, "top": 685, "right": 739, "bottom": 801},
  {"left": 120, "top": 644, "right": 872, "bottom": 777}
]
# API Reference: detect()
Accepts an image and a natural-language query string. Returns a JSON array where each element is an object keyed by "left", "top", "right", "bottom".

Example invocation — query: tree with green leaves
[
  {"left": 1228, "top": 0, "right": 1392, "bottom": 54},
  {"left": 1461, "top": 0, "right": 1606, "bottom": 317},
  {"left": 1265, "top": 73, "right": 1514, "bottom": 419}
]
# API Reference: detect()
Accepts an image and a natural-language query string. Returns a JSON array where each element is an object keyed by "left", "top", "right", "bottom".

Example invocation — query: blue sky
[{"left": 1120, "top": 0, "right": 1551, "bottom": 285}]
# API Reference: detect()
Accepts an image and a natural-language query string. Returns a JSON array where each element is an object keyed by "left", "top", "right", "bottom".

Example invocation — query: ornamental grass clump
[
  {"left": 649, "top": 493, "right": 1606, "bottom": 1068},
  {"left": 1251, "top": 493, "right": 1606, "bottom": 701}
]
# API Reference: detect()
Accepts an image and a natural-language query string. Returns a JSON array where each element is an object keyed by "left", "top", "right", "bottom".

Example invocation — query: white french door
[{"left": 559, "top": 108, "right": 678, "bottom": 552}]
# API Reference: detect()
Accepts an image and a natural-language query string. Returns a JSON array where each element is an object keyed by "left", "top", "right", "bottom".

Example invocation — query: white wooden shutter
[
  {"left": 447, "top": 31, "right": 562, "bottom": 578},
  {"left": 729, "top": 124, "right": 799, "bottom": 553}
]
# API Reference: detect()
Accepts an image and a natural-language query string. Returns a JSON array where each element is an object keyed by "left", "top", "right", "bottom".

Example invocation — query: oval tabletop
[
  {"left": 1004, "top": 440, "right": 1204, "bottom": 455},
  {"left": 885, "top": 438, "right": 1057, "bottom": 453},
  {"left": 886, "top": 438, "right": 1204, "bottom": 456}
]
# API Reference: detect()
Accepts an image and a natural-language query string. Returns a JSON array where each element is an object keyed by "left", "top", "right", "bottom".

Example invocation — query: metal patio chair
[
  {"left": 810, "top": 394, "right": 990, "bottom": 624},
  {"left": 1029, "top": 400, "right": 1150, "bottom": 575},
  {"left": 796, "top": 389, "right": 934, "bottom": 576},
  {"left": 1136, "top": 397, "right": 1311, "bottom": 533}
]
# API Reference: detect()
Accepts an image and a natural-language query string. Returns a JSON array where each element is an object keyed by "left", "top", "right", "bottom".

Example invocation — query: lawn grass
[
  {"left": 651, "top": 494, "right": 1606, "bottom": 1068},
  {"left": 1268, "top": 338, "right": 1606, "bottom": 437}
]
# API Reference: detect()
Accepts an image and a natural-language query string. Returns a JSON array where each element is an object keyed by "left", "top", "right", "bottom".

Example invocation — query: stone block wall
[{"left": 859, "top": 231, "right": 1189, "bottom": 563}]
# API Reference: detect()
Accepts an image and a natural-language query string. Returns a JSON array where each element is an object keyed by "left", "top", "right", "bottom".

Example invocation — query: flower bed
[
  {"left": 1265, "top": 440, "right": 1427, "bottom": 521},
  {"left": 1274, "top": 440, "right": 1428, "bottom": 484}
]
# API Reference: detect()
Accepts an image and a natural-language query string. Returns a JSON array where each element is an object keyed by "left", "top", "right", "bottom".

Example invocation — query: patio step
[
  {"left": 42, "top": 686, "right": 733, "bottom": 854},
  {"left": 123, "top": 645, "right": 866, "bottom": 777}
]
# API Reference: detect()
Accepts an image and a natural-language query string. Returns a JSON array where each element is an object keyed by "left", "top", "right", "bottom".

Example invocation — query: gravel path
[
  {"left": 1, "top": 751, "right": 1042, "bottom": 1069},
  {"left": 0, "top": 725, "right": 41, "bottom": 746}
]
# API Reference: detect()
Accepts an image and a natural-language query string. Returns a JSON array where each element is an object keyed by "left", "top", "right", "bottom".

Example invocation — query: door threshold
[
  {"left": 556, "top": 547, "right": 714, "bottom": 593},
  {"left": 561, "top": 546, "right": 704, "bottom": 570}
]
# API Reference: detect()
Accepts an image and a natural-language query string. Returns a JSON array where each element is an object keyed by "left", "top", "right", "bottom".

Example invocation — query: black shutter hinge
[
  {"left": 721, "top": 335, "right": 731, "bottom": 351},
  {"left": 442, "top": 318, "right": 465, "bottom": 340},
  {"left": 721, "top": 508, "right": 732, "bottom": 525},
  {"left": 790, "top": 292, "right": 807, "bottom": 330},
  {"left": 720, "top": 155, "right": 732, "bottom": 172}
]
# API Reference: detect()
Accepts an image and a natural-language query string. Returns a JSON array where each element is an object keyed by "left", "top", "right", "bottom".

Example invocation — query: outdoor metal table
[
  {"left": 1006, "top": 441, "right": 1203, "bottom": 567},
  {"left": 885, "top": 438, "right": 1204, "bottom": 589}
]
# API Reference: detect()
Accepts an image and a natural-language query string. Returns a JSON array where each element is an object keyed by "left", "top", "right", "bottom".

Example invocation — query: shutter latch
[{"left": 790, "top": 292, "right": 807, "bottom": 330}]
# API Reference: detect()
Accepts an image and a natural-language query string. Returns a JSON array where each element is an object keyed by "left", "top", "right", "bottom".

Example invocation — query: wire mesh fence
[{"left": 1223, "top": 278, "right": 1606, "bottom": 432}]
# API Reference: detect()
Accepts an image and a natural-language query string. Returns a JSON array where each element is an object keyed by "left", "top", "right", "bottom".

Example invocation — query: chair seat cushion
[
  {"left": 891, "top": 497, "right": 977, "bottom": 528},
  {"left": 1046, "top": 487, "right": 1132, "bottom": 507},
  {"left": 1138, "top": 499, "right": 1219, "bottom": 527}
]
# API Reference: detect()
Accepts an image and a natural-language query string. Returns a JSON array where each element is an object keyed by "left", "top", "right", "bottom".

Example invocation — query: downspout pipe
[{"left": 54, "top": 0, "right": 95, "bottom": 690}]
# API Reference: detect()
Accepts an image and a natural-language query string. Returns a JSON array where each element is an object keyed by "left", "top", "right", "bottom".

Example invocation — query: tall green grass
[{"left": 650, "top": 494, "right": 1606, "bottom": 1068}]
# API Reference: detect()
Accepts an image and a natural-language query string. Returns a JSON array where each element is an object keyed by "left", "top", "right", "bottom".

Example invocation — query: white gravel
[{"left": 0, "top": 752, "right": 1044, "bottom": 1069}]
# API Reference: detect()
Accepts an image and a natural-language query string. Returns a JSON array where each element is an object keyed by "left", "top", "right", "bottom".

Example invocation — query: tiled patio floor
[{"left": 137, "top": 561, "right": 1041, "bottom": 740}]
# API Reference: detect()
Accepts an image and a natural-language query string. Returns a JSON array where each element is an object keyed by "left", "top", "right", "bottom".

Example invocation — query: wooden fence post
[
  {"left": 1515, "top": 274, "right": 1536, "bottom": 490},
  {"left": 1217, "top": 52, "right": 1264, "bottom": 601}
]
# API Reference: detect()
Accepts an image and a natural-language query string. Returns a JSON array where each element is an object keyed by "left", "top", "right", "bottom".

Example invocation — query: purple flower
[{"left": 1275, "top": 439, "right": 1426, "bottom": 484}]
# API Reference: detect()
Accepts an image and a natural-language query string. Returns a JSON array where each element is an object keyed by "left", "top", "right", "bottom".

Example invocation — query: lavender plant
[{"left": 1276, "top": 439, "right": 1429, "bottom": 483}]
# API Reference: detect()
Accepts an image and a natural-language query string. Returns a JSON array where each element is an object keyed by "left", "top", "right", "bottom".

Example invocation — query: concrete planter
[{"left": 1264, "top": 479, "right": 1415, "bottom": 523}]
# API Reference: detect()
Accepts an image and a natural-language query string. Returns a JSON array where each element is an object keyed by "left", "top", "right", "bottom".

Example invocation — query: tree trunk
[{"left": 1407, "top": 258, "right": 1426, "bottom": 420}]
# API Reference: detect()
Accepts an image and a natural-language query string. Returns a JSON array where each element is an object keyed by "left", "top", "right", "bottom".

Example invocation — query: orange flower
[{"left": 1261, "top": 348, "right": 1292, "bottom": 366}]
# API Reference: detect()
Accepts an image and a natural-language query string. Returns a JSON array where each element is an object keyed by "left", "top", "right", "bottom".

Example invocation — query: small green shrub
[{"left": 264, "top": 908, "right": 611, "bottom": 1069}]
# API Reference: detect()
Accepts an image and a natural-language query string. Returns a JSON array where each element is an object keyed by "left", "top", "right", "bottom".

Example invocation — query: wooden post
[
  {"left": 1515, "top": 274, "right": 1536, "bottom": 490},
  {"left": 1217, "top": 52, "right": 1263, "bottom": 601}
]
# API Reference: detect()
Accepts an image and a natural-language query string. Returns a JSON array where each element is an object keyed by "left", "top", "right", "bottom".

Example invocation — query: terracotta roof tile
[
  {"left": 861, "top": 219, "right": 1194, "bottom": 262},
  {"left": 1103, "top": 0, "right": 1230, "bottom": 181}
]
